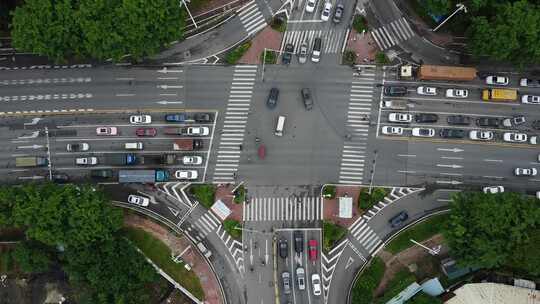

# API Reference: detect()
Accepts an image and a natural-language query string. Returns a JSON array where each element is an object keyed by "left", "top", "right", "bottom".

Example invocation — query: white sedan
[
  {"left": 388, "top": 113, "right": 413, "bottom": 123},
  {"left": 381, "top": 126, "right": 403, "bottom": 136},
  {"left": 483, "top": 186, "right": 504, "bottom": 194},
  {"left": 515, "top": 168, "right": 537, "bottom": 176},
  {"left": 503, "top": 132, "right": 527, "bottom": 143},
  {"left": 445, "top": 88, "right": 468, "bottom": 98},
  {"left": 320, "top": 2, "right": 332, "bottom": 21},
  {"left": 175, "top": 170, "right": 198, "bottom": 180},
  {"left": 416, "top": 86, "right": 437, "bottom": 95},
  {"left": 129, "top": 115, "right": 152, "bottom": 124},
  {"left": 182, "top": 156, "right": 203, "bottom": 165},
  {"left": 305, "top": 0, "right": 316, "bottom": 13},
  {"left": 469, "top": 130, "right": 494, "bottom": 141},
  {"left": 486, "top": 75, "right": 509, "bottom": 86},
  {"left": 187, "top": 126, "right": 210, "bottom": 136},
  {"left": 411, "top": 127, "right": 435, "bottom": 137},
  {"left": 522, "top": 95, "right": 540, "bottom": 104},
  {"left": 96, "top": 126, "right": 118, "bottom": 136},
  {"left": 128, "top": 195, "right": 150, "bottom": 207},
  {"left": 311, "top": 274, "right": 321, "bottom": 296},
  {"left": 75, "top": 157, "right": 98, "bottom": 165}
]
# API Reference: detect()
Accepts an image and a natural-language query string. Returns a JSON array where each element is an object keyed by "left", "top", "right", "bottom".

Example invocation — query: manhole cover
[{"left": 184, "top": 50, "right": 191, "bottom": 59}]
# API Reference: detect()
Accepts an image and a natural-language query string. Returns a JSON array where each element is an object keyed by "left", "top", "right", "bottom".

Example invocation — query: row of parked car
[{"left": 304, "top": 0, "right": 344, "bottom": 23}]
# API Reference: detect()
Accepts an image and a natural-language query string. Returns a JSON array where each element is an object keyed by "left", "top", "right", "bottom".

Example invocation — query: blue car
[{"left": 165, "top": 113, "right": 187, "bottom": 122}]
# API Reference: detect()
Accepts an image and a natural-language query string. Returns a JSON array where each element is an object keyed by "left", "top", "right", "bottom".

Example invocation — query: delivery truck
[
  {"left": 138, "top": 154, "right": 176, "bottom": 165},
  {"left": 173, "top": 139, "right": 203, "bottom": 151},
  {"left": 15, "top": 156, "right": 48, "bottom": 167},
  {"left": 118, "top": 170, "right": 170, "bottom": 183},
  {"left": 399, "top": 64, "right": 477, "bottom": 81},
  {"left": 482, "top": 89, "right": 518, "bottom": 102},
  {"left": 102, "top": 154, "right": 137, "bottom": 165},
  {"left": 164, "top": 127, "right": 188, "bottom": 135}
]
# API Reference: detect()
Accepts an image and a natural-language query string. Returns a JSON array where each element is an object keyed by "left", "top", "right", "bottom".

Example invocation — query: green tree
[
  {"left": 63, "top": 238, "right": 158, "bottom": 304},
  {"left": 443, "top": 191, "right": 540, "bottom": 269},
  {"left": 423, "top": 0, "right": 451, "bottom": 16},
  {"left": 0, "top": 186, "right": 16, "bottom": 228},
  {"left": 467, "top": 0, "right": 540, "bottom": 64},
  {"left": 506, "top": 228, "right": 540, "bottom": 276},
  {"left": 12, "top": 241, "right": 53, "bottom": 273},
  {"left": 351, "top": 257, "right": 386, "bottom": 304}
]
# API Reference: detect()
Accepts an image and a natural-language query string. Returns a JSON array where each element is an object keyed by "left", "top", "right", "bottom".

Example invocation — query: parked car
[
  {"left": 194, "top": 113, "right": 212, "bottom": 123},
  {"left": 388, "top": 113, "right": 413, "bottom": 123},
  {"left": 515, "top": 168, "right": 537, "bottom": 176},
  {"left": 522, "top": 95, "right": 540, "bottom": 104},
  {"left": 96, "top": 126, "right": 118, "bottom": 136},
  {"left": 320, "top": 2, "right": 332, "bottom": 21},
  {"left": 66, "top": 143, "right": 89, "bottom": 152},
  {"left": 446, "top": 88, "right": 468, "bottom": 98},
  {"left": 305, "top": 0, "right": 316, "bottom": 13},
  {"left": 415, "top": 113, "right": 438, "bottom": 123},
  {"left": 502, "top": 115, "right": 526, "bottom": 127},
  {"left": 294, "top": 231, "right": 304, "bottom": 253},
  {"left": 469, "top": 130, "right": 494, "bottom": 141},
  {"left": 267, "top": 88, "right": 279, "bottom": 108},
  {"left": 75, "top": 157, "right": 98, "bottom": 166},
  {"left": 136, "top": 127, "right": 157, "bottom": 137},
  {"left": 416, "top": 86, "right": 437, "bottom": 96},
  {"left": 520, "top": 78, "right": 540, "bottom": 87},
  {"left": 129, "top": 115, "right": 152, "bottom": 124},
  {"left": 90, "top": 169, "right": 114, "bottom": 178},
  {"left": 301, "top": 88, "right": 313, "bottom": 110},
  {"left": 175, "top": 170, "right": 198, "bottom": 180},
  {"left": 298, "top": 43, "right": 308, "bottom": 64},
  {"left": 165, "top": 113, "right": 187, "bottom": 122},
  {"left": 483, "top": 186, "right": 504, "bottom": 194},
  {"left": 389, "top": 211, "right": 408, "bottom": 228},
  {"left": 476, "top": 117, "right": 500, "bottom": 128},
  {"left": 279, "top": 239, "right": 288, "bottom": 259},
  {"left": 503, "top": 132, "right": 527, "bottom": 142},
  {"left": 187, "top": 126, "right": 209, "bottom": 136},
  {"left": 381, "top": 126, "right": 403, "bottom": 135},
  {"left": 51, "top": 173, "right": 69, "bottom": 183},
  {"left": 125, "top": 142, "right": 143, "bottom": 150},
  {"left": 530, "top": 136, "right": 538, "bottom": 145},
  {"left": 383, "top": 86, "right": 407, "bottom": 96},
  {"left": 282, "top": 43, "right": 294, "bottom": 64},
  {"left": 308, "top": 239, "right": 318, "bottom": 261},
  {"left": 411, "top": 127, "right": 435, "bottom": 137},
  {"left": 127, "top": 195, "right": 150, "bottom": 207},
  {"left": 311, "top": 274, "right": 321, "bottom": 296},
  {"left": 439, "top": 129, "right": 465, "bottom": 139},
  {"left": 282, "top": 272, "right": 291, "bottom": 295},
  {"left": 486, "top": 75, "right": 509, "bottom": 85},
  {"left": 296, "top": 267, "right": 306, "bottom": 290},
  {"left": 332, "top": 3, "right": 344, "bottom": 23},
  {"left": 182, "top": 156, "right": 203, "bottom": 165},
  {"left": 447, "top": 115, "right": 471, "bottom": 125}
]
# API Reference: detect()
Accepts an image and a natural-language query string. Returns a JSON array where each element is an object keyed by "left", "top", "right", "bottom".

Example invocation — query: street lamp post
[
  {"left": 261, "top": 48, "right": 267, "bottom": 82},
  {"left": 432, "top": 3, "right": 467, "bottom": 32},
  {"left": 410, "top": 239, "right": 441, "bottom": 255}
]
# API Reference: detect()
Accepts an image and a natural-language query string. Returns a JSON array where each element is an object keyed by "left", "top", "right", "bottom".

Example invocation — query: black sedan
[
  {"left": 383, "top": 86, "right": 408, "bottom": 96},
  {"left": 415, "top": 113, "right": 438, "bottom": 123},
  {"left": 439, "top": 129, "right": 465, "bottom": 139},
  {"left": 282, "top": 44, "right": 294, "bottom": 65},
  {"left": 447, "top": 115, "right": 471, "bottom": 125}
]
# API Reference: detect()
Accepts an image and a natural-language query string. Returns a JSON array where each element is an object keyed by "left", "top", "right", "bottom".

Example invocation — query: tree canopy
[
  {"left": 10, "top": 0, "right": 185, "bottom": 62},
  {"left": 443, "top": 191, "right": 540, "bottom": 272}
]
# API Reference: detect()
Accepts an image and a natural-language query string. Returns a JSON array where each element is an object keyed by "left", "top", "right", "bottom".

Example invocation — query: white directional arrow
[
  {"left": 157, "top": 67, "right": 183, "bottom": 73},
  {"left": 24, "top": 118, "right": 42, "bottom": 126},
  {"left": 436, "top": 180, "right": 462, "bottom": 185},
  {"left": 156, "top": 100, "right": 183, "bottom": 105},
  {"left": 17, "top": 144, "right": 44, "bottom": 149},
  {"left": 168, "top": 207, "right": 179, "bottom": 217},
  {"left": 437, "top": 147, "right": 464, "bottom": 153},
  {"left": 345, "top": 256, "right": 355, "bottom": 270},
  {"left": 436, "top": 164, "right": 462, "bottom": 169},
  {"left": 265, "top": 239, "right": 269, "bottom": 265},
  {"left": 17, "top": 131, "right": 40, "bottom": 139},
  {"left": 157, "top": 84, "right": 183, "bottom": 89}
]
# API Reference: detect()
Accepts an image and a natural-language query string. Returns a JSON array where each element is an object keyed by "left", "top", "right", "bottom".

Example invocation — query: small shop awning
[
  {"left": 339, "top": 196, "right": 353, "bottom": 218},
  {"left": 211, "top": 199, "right": 231, "bottom": 221}
]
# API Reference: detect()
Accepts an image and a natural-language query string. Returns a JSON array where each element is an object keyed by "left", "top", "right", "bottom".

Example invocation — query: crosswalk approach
[
  {"left": 212, "top": 65, "right": 258, "bottom": 183},
  {"left": 237, "top": 0, "right": 267, "bottom": 36},
  {"left": 370, "top": 17, "right": 415, "bottom": 50},
  {"left": 338, "top": 65, "right": 376, "bottom": 185},
  {"left": 243, "top": 197, "right": 323, "bottom": 222},
  {"left": 281, "top": 29, "right": 345, "bottom": 54}
]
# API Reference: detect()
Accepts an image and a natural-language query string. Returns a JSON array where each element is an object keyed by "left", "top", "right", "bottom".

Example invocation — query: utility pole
[
  {"left": 410, "top": 239, "right": 441, "bottom": 255},
  {"left": 432, "top": 3, "right": 467, "bottom": 32}
]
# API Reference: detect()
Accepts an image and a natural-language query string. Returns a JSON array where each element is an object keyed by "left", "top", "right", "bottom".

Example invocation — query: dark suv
[
  {"left": 476, "top": 117, "right": 500, "bottom": 128},
  {"left": 301, "top": 88, "right": 313, "bottom": 110},
  {"left": 282, "top": 43, "right": 294, "bottom": 65},
  {"left": 415, "top": 113, "right": 438, "bottom": 123},
  {"left": 439, "top": 129, "right": 465, "bottom": 139},
  {"left": 383, "top": 86, "right": 408, "bottom": 96},
  {"left": 389, "top": 211, "right": 409, "bottom": 228},
  {"left": 294, "top": 231, "right": 304, "bottom": 254},
  {"left": 279, "top": 239, "right": 288, "bottom": 259},
  {"left": 267, "top": 88, "right": 279, "bottom": 109},
  {"left": 447, "top": 115, "right": 471, "bottom": 125}
]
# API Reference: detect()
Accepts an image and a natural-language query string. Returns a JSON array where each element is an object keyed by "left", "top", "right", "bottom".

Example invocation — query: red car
[
  {"left": 308, "top": 239, "right": 318, "bottom": 261},
  {"left": 136, "top": 127, "right": 157, "bottom": 137}
]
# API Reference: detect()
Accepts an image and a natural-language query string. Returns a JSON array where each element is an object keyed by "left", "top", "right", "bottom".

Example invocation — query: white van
[
  {"left": 125, "top": 142, "right": 143, "bottom": 150},
  {"left": 275, "top": 115, "right": 286, "bottom": 137},
  {"left": 196, "top": 242, "right": 212, "bottom": 258},
  {"left": 311, "top": 38, "right": 322, "bottom": 63}
]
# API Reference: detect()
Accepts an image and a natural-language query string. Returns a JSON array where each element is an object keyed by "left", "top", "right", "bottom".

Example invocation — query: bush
[
  {"left": 375, "top": 269, "right": 416, "bottom": 303},
  {"left": 353, "top": 15, "right": 368, "bottom": 33},
  {"left": 323, "top": 185, "right": 336, "bottom": 199},
  {"left": 270, "top": 17, "right": 287, "bottom": 33},
  {"left": 375, "top": 52, "right": 390, "bottom": 65},
  {"left": 386, "top": 214, "right": 449, "bottom": 254},
  {"left": 351, "top": 257, "right": 386, "bottom": 304},
  {"left": 260, "top": 49, "right": 277, "bottom": 64},
  {"left": 189, "top": 184, "right": 216, "bottom": 209},
  {"left": 342, "top": 50, "right": 357, "bottom": 66},
  {"left": 226, "top": 41, "right": 252, "bottom": 64},
  {"left": 358, "top": 187, "right": 390, "bottom": 210},
  {"left": 223, "top": 219, "right": 242, "bottom": 240},
  {"left": 234, "top": 185, "right": 246, "bottom": 204},
  {"left": 322, "top": 221, "right": 347, "bottom": 252}
]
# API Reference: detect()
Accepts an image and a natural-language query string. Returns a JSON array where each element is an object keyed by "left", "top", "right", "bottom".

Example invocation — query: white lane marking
[
  {"left": 484, "top": 159, "right": 503, "bottom": 162},
  {"left": 441, "top": 156, "right": 463, "bottom": 160},
  {"left": 397, "top": 170, "right": 416, "bottom": 174},
  {"left": 482, "top": 176, "right": 504, "bottom": 179},
  {"left": 436, "top": 164, "right": 462, "bottom": 169},
  {"left": 397, "top": 154, "right": 416, "bottom": 157}
]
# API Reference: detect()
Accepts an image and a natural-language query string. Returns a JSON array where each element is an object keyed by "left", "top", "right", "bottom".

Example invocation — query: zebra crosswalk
[
  {"left": 237, "top": 0, "right": 267, "bottom": 36},
  {"left": 212, "top": 65, "right": 257, "bottom": 182},
  {"left": 192, "top": 211, "right": 221, "bottom": 238},
  {"left": 363, "top": 187, "right": 421, "bottom": 219},
  {"left": 281, "top": 29, "right": 345, "bottom": 54},
  {"left": 339, "top": 66, "right": 376, "bottom": 185},
  {"left": 243, "top": 197, "right": 323, "bottom": 222},
  {"left": 348, "top": 218, "right": 382, "bottom": 255},
  {"left": 370, "top": 17, "right": 415, "bottom": 50},
  {"left": 216, "top": 224, "right": 245, "bottom": 273}
]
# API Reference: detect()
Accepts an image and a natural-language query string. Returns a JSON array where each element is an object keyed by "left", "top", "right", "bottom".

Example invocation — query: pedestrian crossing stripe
[
  {"left": 370, "top": 17, "right": 415, "bottom": 50},
  {"left": 281, "top": 29, "right": 346, "bottom": 54},
  {"left": 238, "top": 0, "right": 267, "bottom": 36},
  {"left": 243, "top": 197, "right": 323, "bottom": 222}
]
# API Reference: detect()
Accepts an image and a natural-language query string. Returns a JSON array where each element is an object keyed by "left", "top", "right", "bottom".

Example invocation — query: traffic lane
[
  {"left": 305, "top": 229, "right": 323, "bottom": 304},
  {"left": 325, "top": 246, "right": 364, "bottom": 304},
  {"left": 276, "top": 231, "right": 294, "bottom": 304},
  {"left": 243, "top": 225, "right": 275, "bottom": 304}
]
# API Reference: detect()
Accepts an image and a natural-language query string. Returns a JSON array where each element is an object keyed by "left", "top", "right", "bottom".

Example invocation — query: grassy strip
[
  {"left": 123, "top": 227, "right": 204, "bottom": 300},
  {"left": 260, "top": 50, "right": 277, "bottom": 64},
  {"left": 386, "top": 214, "right": 449, "bottom": 254},
  {"left": 0, "top": 248, "right": 13, "bottom": 273},
  {"left": 226, "top": 41, "right": 252, "bottom": 64},
  {"left": 358, "top": 187, "right": 390, "bottom": 210},
  {"left": 322, "top": 221, "right": 347, "bottom": 252},
  {"left": 375, "top": 269, "right": 416, "bottom": 303},
  {"left": 351, "top": 257, "right": 386, "bottom": 304},
  {"left": 189, "top": 184, "right": 215, "bottom": 209},
  {"left": 322, "top": 185, "right": 336, "bottom": 199},
  {"left": 223, "top": 219, "right": 242, "bottom": 240},
  {"left": 233, "top": 185, "right": 246, "bottom": 204},
  {"left": 353, "top": 15, "right": 368, "bottom": 33},
  {"left": 270, "top": 17, "right": 287, "bottom": 33}
]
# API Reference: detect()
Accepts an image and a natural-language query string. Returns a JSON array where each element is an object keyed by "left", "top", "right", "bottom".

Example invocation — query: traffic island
[
  {"left": 237, "top": 26, "right": 283, "bottom": 64},
  {"left": 322, "top": 185, "right": 362, "bottom": 228}
]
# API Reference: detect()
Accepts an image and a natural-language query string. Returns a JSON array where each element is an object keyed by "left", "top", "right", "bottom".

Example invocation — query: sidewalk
[
  {"left": 214, "top": 184, "right": 243, "bottom": 222},
  {"left": 239, "top": 26, "right": 283, "bottom": 64},
  {"left": 323, "top": 186, "right": 362, "bottom": 228},
  {"left": 345, "top": 29, "right": 378, "bottom": 64}
]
